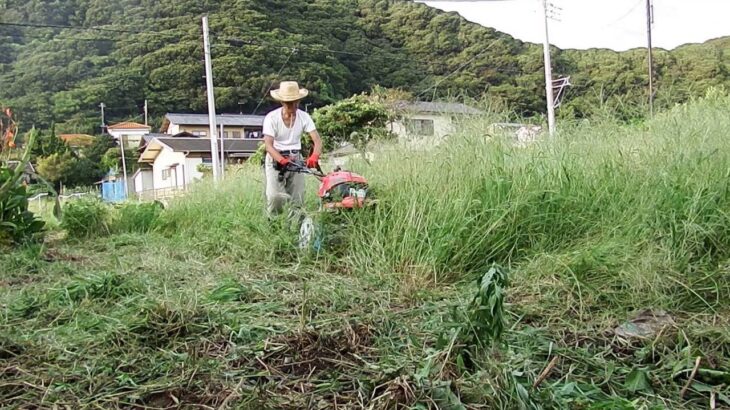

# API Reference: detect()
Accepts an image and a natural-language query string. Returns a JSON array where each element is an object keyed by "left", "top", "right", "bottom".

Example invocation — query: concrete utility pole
[
  {"left": 646, "top": 0, "right": 654, "bottom": 117},
  {"left": 120, "top": 136, "right": 128, "bottom": 200},
  {"left": 219, "top": 123, "right": 225, "bottom": 179},
  {"left": 414, "top": 0, "right": 558, "bottom": 136},
  {"left": 99, "top": 102, "right": 106, "bottom": 134},
  {"left": 542, "top": 0, "right": 556, "bottom": 136},
  {"left": 144, "top": 99, "right": 149, "bottom": 126},
  {"left": 202, "top": 15, "right": 221, "bottom": 183}
]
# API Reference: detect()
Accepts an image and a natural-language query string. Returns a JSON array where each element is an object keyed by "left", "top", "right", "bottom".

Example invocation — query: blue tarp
[{"left": 101, "top": 180, "right": 126, "bottom": 202}]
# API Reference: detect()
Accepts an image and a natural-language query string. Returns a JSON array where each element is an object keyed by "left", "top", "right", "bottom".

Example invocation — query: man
[{"left": 262, "top": 81, "right": 323, "bottom": 216}]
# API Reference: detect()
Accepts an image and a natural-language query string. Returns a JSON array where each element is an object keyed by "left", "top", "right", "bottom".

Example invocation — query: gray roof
[
  {"left": 6, "top": 160, "right": 35, "bottom": 173},
  {"left": 165, "top": 113, "right": 265, "bottom": 127},
  {"left": 157, "top": 137, "right": 261, "bottom": 153},
  {"left": 396, "top": 101, "right": 483, "bottom": 115},
  {"left": 141, "top": 133, "right": 169, "bottom": 144}
]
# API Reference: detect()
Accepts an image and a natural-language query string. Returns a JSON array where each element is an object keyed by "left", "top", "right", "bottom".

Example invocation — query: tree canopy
[{"left": 1, "top": 0, "right": 728, "bottom": 133}]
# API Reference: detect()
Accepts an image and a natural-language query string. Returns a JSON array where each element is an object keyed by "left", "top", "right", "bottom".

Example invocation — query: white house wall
[
  {"left": 167, "top": 124, "right": 181, "bottom": 135},
  {"left": 134, "top": 170, "right": 153, "bottom": 194},
  {"left": 152, "top": 149, "right": 187, "bottom": 190},
  {"left": 184, "top": 157, "right": 205, "bottom": 183},
  {"left": 390, "top": 114, "right": 454, "bottom": 140},
  {"left": 108, "top": 129, "right": 151, "bottom": 149}
]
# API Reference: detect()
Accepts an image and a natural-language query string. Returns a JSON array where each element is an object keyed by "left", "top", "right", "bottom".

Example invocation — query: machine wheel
[{"left": 298, "top": 215, "right": 316, "bottom": 250}]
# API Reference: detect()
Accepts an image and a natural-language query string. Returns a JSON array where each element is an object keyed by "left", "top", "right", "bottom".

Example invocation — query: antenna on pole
[
  {"left": 202, "top": 15, "right": 221, "bottom": 183},
  {"left": 646, "top": 0, "right": 654, "bottom": 117},
  {"left": 542, "top": 0, "right": 556, "bottom": 136},
  {"left": 99, "top": 102, "right": 106, "bottom": 134}
]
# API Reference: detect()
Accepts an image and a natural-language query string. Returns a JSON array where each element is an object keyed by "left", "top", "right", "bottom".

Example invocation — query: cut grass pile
[{"left": 1, "top": 92, "right": 730, "bottom": 409}]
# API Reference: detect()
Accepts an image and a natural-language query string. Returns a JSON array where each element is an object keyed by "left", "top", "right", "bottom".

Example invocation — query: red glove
[
  {"left": 305, "top": 153, "right": 320, "bottom": 169},
  {"left": 277, "top": 157, "right": 291, "bottom": 168}
]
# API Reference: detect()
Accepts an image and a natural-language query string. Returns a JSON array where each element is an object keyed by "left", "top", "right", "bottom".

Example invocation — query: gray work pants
[{"left": 264, "top": 152, "right": 305, "bottom": 217}]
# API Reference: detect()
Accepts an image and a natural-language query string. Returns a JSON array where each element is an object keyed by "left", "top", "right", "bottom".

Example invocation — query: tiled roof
[
  {"left": 165, "top": 113, "right": 265, "bottom": 127},
  {"left": 59, "top": 134, "right": 95, "bottom": 146},
  {"left": 107, "top": 121, "right": 151, "bottom": 130},
  {"left": 157, "top": 137, "right": 261, "bottom": 153}
]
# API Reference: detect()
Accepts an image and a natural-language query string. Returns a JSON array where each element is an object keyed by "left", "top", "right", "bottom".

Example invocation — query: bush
[
  {"left": 61, "top": 197, "right": 110, "bottom": 239},
  {"left": 0, "top": 166, "right": 45, "bottom": 246},
  {"left": 248, "top": 144, "right": 265, "bottom": 166},
  {"left": 1, "top": 112, "right": 45, "bottom": 247},
  {"left": 113, "top": 202, "right": 163, "bottom": 234}
]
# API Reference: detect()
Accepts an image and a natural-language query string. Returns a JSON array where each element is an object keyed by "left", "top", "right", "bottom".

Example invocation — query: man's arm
[
  {"left": 309, "top": 130, "right": 323, "bottom": 156},
  {"left": 264, "top": 135, "right": 285, "bottom": 163}
]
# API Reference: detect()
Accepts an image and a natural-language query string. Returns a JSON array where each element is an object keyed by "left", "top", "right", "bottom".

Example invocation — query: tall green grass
[{"left": 159, "top": 92, "right": 730, "bottom": 316}]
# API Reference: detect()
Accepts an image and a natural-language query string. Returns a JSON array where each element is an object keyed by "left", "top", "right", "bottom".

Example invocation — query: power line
[
  {"left": 600, "top": 0, "right": 644, "bottom": 29},
  {"left": 217, "top": 35, "right": 524, "bottom": 77},
  {"left": 251, "top": 48, "right": 298, "bottom": 115},
  {"left": 0, "top": 21, "right": 151, "bottom": 34},
  {"left": 217, "top": 36, "right": 454, "bottom": 69},
  {"left": 415, "top": 38, "right": 503, "bottom": 100}
]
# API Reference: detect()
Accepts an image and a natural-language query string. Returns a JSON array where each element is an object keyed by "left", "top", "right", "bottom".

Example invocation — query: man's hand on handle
[
  {"left": 305, "top": 153, "right": 320, "bottom": 169},
  {"left": 277, "top": 157, "right": 291, "bottom": 168}
]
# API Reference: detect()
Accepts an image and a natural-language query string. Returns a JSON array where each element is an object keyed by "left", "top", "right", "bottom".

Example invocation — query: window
[
  {"left": 231, "top": 131, "right": 241, "bottom": 139},
  {"left": 161, "top": 169, "right": 171, "bottom": 180},
  {"left": 192, "top": 131, "right": 207, "bottom": 137},
  {"left": 405, "top": 119, "right": 434, "bottom": 136},
  {"left": 202, "top": 157, "right": 213, "bottom": 165},
  {"left": 246, "top": 131, "right": 262, "bottom": 139}
]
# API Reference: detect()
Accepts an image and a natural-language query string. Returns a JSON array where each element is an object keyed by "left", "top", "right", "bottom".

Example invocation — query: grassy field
[{"left": 2, "top": 93, "right": 730, "bottom": 409}]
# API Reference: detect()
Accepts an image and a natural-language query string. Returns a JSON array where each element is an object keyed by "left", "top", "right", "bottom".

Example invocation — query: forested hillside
[{"left": 1, "top": 0, "right": 729, "bottom": 133}]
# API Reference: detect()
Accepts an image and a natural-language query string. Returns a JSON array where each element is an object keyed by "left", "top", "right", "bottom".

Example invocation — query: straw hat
[{"left": 270, "top": 81, "right": 309, "bottom": 102}]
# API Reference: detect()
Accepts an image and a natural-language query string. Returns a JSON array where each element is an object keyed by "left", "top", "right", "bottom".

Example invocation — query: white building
[
  {"left": 107, "top": 121, "right": 152, "bottom": 149},
  {"left": 135, "top": 136, "right": 261, "bottom": 199},
  {"left": 161, "top": 113, "right": 265, "bottom": 139},
  {"left": 389, "top": 101, "right": 483, "bottom": 144}
]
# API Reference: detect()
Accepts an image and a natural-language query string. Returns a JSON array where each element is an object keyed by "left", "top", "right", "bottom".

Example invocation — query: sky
[{"left": 423, "top": 0, "right": 730, "bottom": 51}]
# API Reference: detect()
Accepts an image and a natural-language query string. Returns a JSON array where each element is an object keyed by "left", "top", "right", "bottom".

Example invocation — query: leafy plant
[
  {"left": 465, "top": 264, "right": 510, "bottom": 349},
  {"left": 248, "top": 143, "right": 266, "bottom": 166},
  {"left": 61, "top": 196, "right": 110, "bottom": 239},
  {"left": 113, "top": 202, "right": 163, "bottom": 234},
  {"left": 0, "top": 108, "right": 45, "bottom": 246},
  {"left": 311, "top": 93, "right": 396, "bottom": 151}
]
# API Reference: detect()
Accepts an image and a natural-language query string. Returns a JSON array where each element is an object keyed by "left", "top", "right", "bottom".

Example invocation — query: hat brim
[{"left": 270, "top": 89, "right": 309, "bottom": 102}]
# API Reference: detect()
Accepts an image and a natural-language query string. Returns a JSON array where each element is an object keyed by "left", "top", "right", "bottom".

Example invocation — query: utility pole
[
  {"left": 120, "top": 135, "right": 128, "bottom": 200},
  {"left": 646, "top": 0, "right": 654, "bottom": 117},
  {"left": 144, "top": 99, "right": 148, "bottom": 126},
  {"left": 219, "top": 123, "right": 225, "bottom": 179},
  {"left": 99, "top": 102, "right": 106, "bottom": 134},
  {"left": 202, "top": 15, "right": 221, "bottom": 183},
  {"left": 542, "top": 0, "right": 556, "bottom": 136},
  {"left": 413, "top": 0, "right": 559, "bottom": 136}
]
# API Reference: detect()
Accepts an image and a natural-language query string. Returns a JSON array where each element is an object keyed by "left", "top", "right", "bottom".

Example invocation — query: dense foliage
[
  {"left": 312, "top": 93, "right": 394, "bottom": 150},
  {"left": 1, "top": 0, "right": 728, "bottom": 134},
  {"left": 0, "top": 112, "right": 45, "bottom": 246},
  {"left": 31, "top": 130, "right": 118, "bottom": 190}
]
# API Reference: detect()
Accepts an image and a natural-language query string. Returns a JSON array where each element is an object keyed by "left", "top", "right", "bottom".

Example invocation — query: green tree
[
  {"left": 36, "top": 152, "right": 76, "bottom": 189},
  {"left": 30, "top": 126, "right": 69, "bottom": 159},
  {"left": 101, "top": 146, "right": 139, "bottom": 175},
  {"left": 312, "top": 93, "right": 394, "bottom": 151}
]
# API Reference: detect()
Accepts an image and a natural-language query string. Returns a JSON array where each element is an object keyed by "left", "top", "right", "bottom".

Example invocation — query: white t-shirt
[{"left": 262, "top": 108, "right": 316, "bottom": 151}]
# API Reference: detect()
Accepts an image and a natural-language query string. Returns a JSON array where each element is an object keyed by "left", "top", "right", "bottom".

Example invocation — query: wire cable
[{"left": 251, "top": 48, "right": 298, "bottom": 115}]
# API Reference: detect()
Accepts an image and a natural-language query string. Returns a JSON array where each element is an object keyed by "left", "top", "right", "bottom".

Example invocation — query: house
[
  {"left": 389, "top": 101, "right": 483, "bottom": 141},
  {"left": 136, "top": 136, "right": 261, "bottom": 198},
  {"left": 59, "top": 134, "right": 95, "bottom": 154},
  {"left": 161, "top": 113, "right": 265, "bottom": 139},
  {"left": 489, "top": 123, "right": 544, "bottom": 146},
  {"left": 107, "top": 122, "right": 152, "bottom": 149},
  {"left": 5, "top": 160, "right": 35, "bottom": 185}
]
